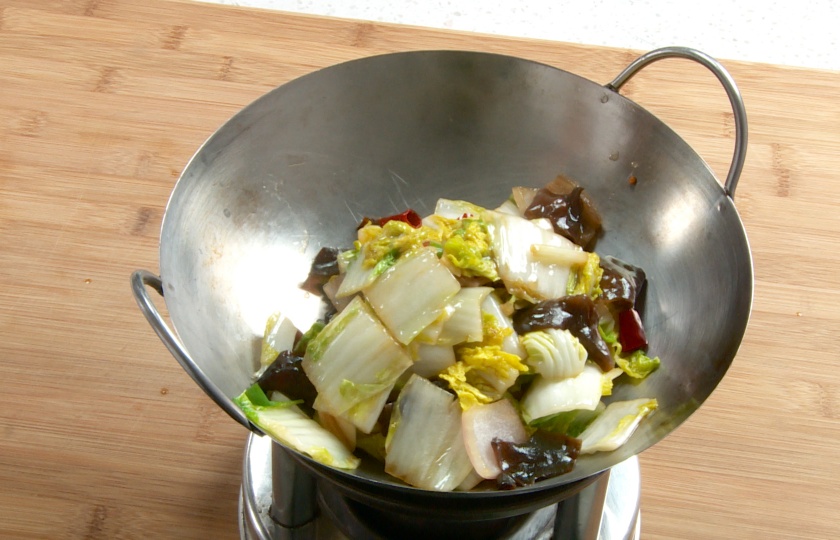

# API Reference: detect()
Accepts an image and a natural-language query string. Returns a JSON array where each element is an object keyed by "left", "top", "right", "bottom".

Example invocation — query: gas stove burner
[
  {"left": 239, "top": 434, "right": 640, "bottom": 540},
  {"left": 316, "top": 480, "right": 559, "bottom": 540}
]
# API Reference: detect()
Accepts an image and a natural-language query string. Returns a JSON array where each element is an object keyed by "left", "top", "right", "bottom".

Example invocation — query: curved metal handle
[
  {"left": 130, "top": 270, "right": 255, "bottom": 431},
  {"left": 605, "top": 46, "right": 748, "bottom": 199}
]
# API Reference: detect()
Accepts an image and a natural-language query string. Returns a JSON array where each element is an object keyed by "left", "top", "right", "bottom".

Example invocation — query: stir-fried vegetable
[
  {"left": 600, "top": 316, "right": 661, "bottom": 379},
  {"left": 302, "top": 296, "right": 412, "bottom": 433},
  {"left": 523, "top": 175, "right": 603, "bottom": 248},
  {"left": 521, "top": 328, "right": 588, "bottom": 380},
  {"left": 567, "top": 252, "right": 603, "bottom": 298},
  {"left": 440, "top": 344, "right": 528, "bottom": 410},
  {"left": 513, "top": 295, "right": 614, "bottom": 371},
  {"left": 577, "top": 398, "right": 658, "bottom": 454},
  {"left": 364, "top": 248, "right": 461, "bottom": 344},
  {"left": 384, "top": 375, "right": 474, "bottom": 491},
  {"left": 441, "top": 218, "right": 499, "bottom": 281},
  {"left": 461, "top": 398, "right": 528, "bottom": 479},
  {"left": 529, "top": 403, "right": 605, "bottom": 438},
  {"left": 485, "top": 210, "right": 582, "bottom": 302},
  {"left": 235, "top": 176, "right": 662, "bottom": 492},
  {"left": 235, "top": 384, "right": 360, "bottom": 469},
  {"left": 521, "top": 365, "right": 621, "bottom": 421},
  {"left": 259, "top": 312, "right": 298, "bottom": 368},
  {"left": 439, "top": 306, "right": 529, "bottom": 410},
  {"left": 436, "top": 287, "right": 493, "bottom": 345}
]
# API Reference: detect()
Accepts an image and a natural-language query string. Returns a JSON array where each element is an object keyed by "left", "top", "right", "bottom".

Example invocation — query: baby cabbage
[{"left": 522, "top": 328, "right": 588, "bottom": 381}]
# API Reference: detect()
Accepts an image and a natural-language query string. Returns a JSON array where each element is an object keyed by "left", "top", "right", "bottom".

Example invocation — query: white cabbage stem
[{"left": 529, "top": 244, "right": 589, "bottom": 266}]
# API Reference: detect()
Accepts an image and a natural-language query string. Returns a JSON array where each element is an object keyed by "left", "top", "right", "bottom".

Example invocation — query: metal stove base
[{"left": 239, "top": 434, "right": 640, "bottom": 540}]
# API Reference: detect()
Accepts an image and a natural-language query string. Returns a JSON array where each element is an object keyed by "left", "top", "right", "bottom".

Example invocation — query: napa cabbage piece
[
  {"left": 302, "top": 296, "right": 411, "bottom": 433},
  {"left": 355, "top": 432, "right": 387, "bottom": 462},
  {"left": 495, "top": 198, "right": 521, "bottom": 216},
  {"left": 529, "top": 243, "right": 590, "bottom": 267},
  {"left": 235, "top": 384, "right": 360, "bottom": 470},
  {"left": 456, "top": 469, "right": 486, "bottom": 491},
  {"left": 423, "top": 209, "right": 498, "bottom": 281},
  {"left": 441, "top": 218, "right": 499, "bottom": 281},
  {"left": 335, "top": 249, "right": 378, "bottom": 298},
  {"left": 440, "top": 344, "right": 528, "bottom": 411},
  {"left": 438, "top": 361, "right": 493, "bottom": 410},
  {"left": 522, "top": 328, "right": 587, "bottom": 381},
  {"left": 311, "top": 378, "right": 392, "bottom": 437},
  {"left": 322, "top": 275, "right": 353, "bottom": 312},
  {"left": 360, "top": 220, "right": 442, "bottom": 268},
  {"left": 260, "top": 312, "right": 299, "bottom": 368},
  {"left": 385, "top": 374, "right": 474, "bottom": 491},
  {"left": 578, "top": 398, "right": 658, "bottom": 454},
  {"left": 436, "top": 287, "right": 493, "bottom": 345},
  {"left": 364, "top": 248, "right": 461, "bottom": 344},
  {"left": 434, "top": 198, "right": 486, "bottom": 220},
  {"left": 413, "top": 308, "right": 450, "bottom": 343},
  {"left": 408, "top": 342, "right": 457, "bottom": 378},
  {"left": 616, "top": 351, "right": 661, "bottom": 379},
  {"left": 511, "top": 186, "right": 538, "bottom": 214},
  {"left": 529, "top": 403, "right": 606, "bottom": 438},
  {"left": 481, "top": 292, "right": 526, "bottom": 358},
  {"left": 484, "top": 210, "right": 584, "bottom": 302},
  {"left": 521, "top": 365, "right": 623, "bottom": 422},
  {"left": 566, "top": 252, "right": 604, "bottom": 298},
  {"left": 314, "top": 410, "right": 356, "bottom": 451},
  {"left": 439, "top": 311, "right": 528, "bottom": 410},
  {"left": 336, "top": 220, "right": 444, "bottom": 298},
  {"left": 599, "top": 319, "right": 661, "bottom": 379},
  {"left": 292, "top": 321, "right": 324, "bottom": 357}
]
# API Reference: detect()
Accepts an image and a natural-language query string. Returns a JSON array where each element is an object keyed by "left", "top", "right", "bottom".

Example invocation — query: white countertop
[{"left": 200, "top": 0, "right": 838, "bottom": 71}]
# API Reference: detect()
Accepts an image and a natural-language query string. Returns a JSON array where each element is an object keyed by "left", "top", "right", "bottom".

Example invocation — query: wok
[{"left": 132, "top": 47, "right": 752, "bottom": 518}]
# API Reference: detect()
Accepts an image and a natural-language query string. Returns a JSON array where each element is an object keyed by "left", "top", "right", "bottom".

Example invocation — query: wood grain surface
[{"left": 1, "top": 1, "right": 839, "bottom": 538}]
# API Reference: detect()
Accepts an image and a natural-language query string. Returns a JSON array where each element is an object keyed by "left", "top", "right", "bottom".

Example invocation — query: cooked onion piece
[{"left": 462, "top": 399, "right": 528, "bottom": 479}]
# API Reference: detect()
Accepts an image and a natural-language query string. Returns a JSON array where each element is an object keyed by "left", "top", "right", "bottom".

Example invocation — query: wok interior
[{"left": 160, "top": 51, "right": 752, "bottom": 495}]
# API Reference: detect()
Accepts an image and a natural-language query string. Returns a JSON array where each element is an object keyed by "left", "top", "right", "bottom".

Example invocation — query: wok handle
[
  {"left": 130, "top": 269, "right": 257, "bottom": 433},
  {"left": 605, "top": 46, "right": 748, "bottom": 199}
]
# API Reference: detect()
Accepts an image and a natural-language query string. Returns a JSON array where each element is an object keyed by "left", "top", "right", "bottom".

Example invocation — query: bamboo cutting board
[{"left": 1, "top": 1, "right": 839, "bottom": 538}]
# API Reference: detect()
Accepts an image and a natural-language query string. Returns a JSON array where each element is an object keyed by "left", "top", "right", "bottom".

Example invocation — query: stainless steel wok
[{"left": 132, "top": 47, "right": 752, "bottom": 516}]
